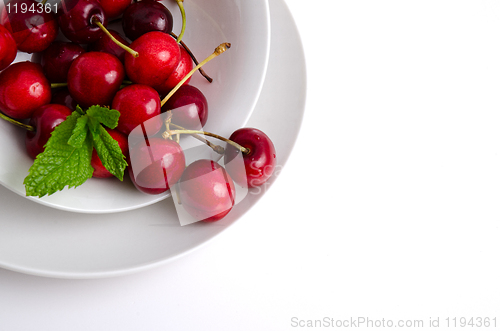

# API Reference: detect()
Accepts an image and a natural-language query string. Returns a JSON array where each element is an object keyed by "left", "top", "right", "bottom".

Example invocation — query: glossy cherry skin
[
  {"left": 88, "top": 29, "right": 128, "bottom": 63},
  {"left": 57, "top": 0, "right": 107, "bottom": 44},
  {"left": 111, "top": 84, "right": 162, "bottom": 136},
  {"left": 0, "top": 24, "right": 17, "bottom": 70},
  {"left": 122, "top": 0, "right": 173, "bottom": 41},
  {"left": 154, "top": 46, "right": 192, "bottom": 95},
  {"left": 67, "top": 52, "right": 124, "bottom": 108},
  {"left": 98, "top": 0, "right": 131, "bottom": 19},
  {"left": 125, "top": 31, "right": 180, "bottom": 87},
  {"left": 128, "top": 137, "right": 185, "bottom": 194},
  {"left": 224, "top": 128, "right": 276, "bottom": 188},
  {"left": 91, "top": 128, "right": 129, "bottom": 178},
  {"left": 51, "top": 88, "right": 77, "bottom": 111},
  {"left": 0, "top": 61, "right": 51, "bottom": 119},
  {"left": 0, "top": 0, "right": 58, "bottom": 53},
  {"left": 161, "top": 85, "right": 208, "bottom": 130},
  {"left": 179, "top": 159, "right": 236, "bottom": 222},
  {"left": 25, "top": 104, "right": 72, "bottom": 159},
  {"left": 40, "top": 41, "right": 85, "bottom": 83}
]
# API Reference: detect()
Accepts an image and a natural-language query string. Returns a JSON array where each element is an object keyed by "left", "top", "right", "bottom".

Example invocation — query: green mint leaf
[
  {"left": 86, "top": 105, "right": 120, "bottom": 129},
  {"left": 67, "top": 115, "right": 89, "bottom": 148},
  {"left": 88, "top": 116, "right": 101, "bottom": 137},
  {"left": 24, "top": 104, "right": 128, "bottom": 197},
  {"left": 24, "top": 112, "right": 94, "bottom": 197},
  {"left": 91, "top": 126, "right": 128, "bottom": 181},
  {"left": 75, "top": 105, "right": 85, "bottom": 115}
]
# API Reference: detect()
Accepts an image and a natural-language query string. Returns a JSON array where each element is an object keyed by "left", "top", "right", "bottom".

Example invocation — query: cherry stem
[
  {"left": 169, "top": 123, "right": 224, "bottom": 154},
  {"left": 173, "top": 183, "right": 182, "bottom": 204},
  {"left": 163, "top": 129, "right": 249, "bottom": 154},
  {"left": 92, "top": 18, "right": 139, "bottom": 58},
  {"left": 41, "top": 0, "right": 48, "bottom": 4},
  {"left": 170, "top": 32, "right": 213, "bottom": 83},
  {"left": 175, "top": 0, "right": 186, "bottom": 43},
  {"left": 161, "top": 42, "right": 231, "bottom": 107},
  {"left": 0, "top": 112, "right": 34, "bottom": 131},
  {"left": 51, "top": 83, "right": 68, "bottom": 89}
]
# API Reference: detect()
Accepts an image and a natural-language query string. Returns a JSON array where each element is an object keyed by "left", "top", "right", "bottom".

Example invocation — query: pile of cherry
[{"left": 0, "top": 0, "right": 276, "bottom": 222}]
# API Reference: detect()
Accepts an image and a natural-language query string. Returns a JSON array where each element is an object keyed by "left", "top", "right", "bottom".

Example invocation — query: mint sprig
[{"left": 24, "top": 105, "right": 128, "bottom": 197}]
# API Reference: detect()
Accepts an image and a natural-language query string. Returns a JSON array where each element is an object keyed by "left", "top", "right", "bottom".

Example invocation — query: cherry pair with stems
[{"left": 124, "top": 43, "right": 276, "bottom": 193}]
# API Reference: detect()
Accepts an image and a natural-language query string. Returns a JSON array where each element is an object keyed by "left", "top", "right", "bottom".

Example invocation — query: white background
[{"left": 1, "top": 0, "right": 500, "bottom": 330}]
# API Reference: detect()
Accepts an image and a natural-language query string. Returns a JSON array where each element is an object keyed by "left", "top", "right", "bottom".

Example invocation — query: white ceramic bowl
[{"left": 0, "top": 0, "right": 270, "bottom": 213}]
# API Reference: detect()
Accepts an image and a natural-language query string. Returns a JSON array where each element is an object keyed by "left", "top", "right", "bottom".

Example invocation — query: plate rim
[{"left": 0, "top": 0, "right": 306, "bottom": 279}]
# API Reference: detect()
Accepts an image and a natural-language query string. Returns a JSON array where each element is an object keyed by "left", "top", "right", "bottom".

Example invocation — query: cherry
[
  {"left": 57, "top": 0, "right": 138, "bottom": 58},
  {"left": 0, "top": 23, "right": 17, "bottom": 70},
  {"left": 91, "top": 128, "right": 128, "bottom": 178},
  {"left": 121, "top": 0, "right": 173, "bottom": 41},
  {"left": 224, "top": 128, "right": 276, "bottom": 188},
  {"left": 88, "top": 29, "right": 128, "bottom": 63},
  {"left": 161, "top": 85, "right": 208, "bottom": 130},
  {"left": 40, "top": 41, "right": 85, "bottom": 83},
  {"left": 0, "top": 0, "right": 58, "bottom": 53},
  {"left": 0, "top": 61, "right": 51, "bottom": 120},
  {"left": 25, "top": 104, "right": 72, "bottom": 159},
  {"left": 51, "top": 88, "right": 77, "bottom": 111},
  {"left": 67, "top": 51, "right": 124, "bottom": 108},
  {"left": 98, "top": 0, "right": 132, "bottom": 20},
  {"left": 154, "top": 46, "right": 193, "bottom": 95},
  {"left": 111, "top": 84, "right": 162, "bottom": 136},
  {"left": 128, "top": 137, "right": 185, "bottom": 194},
  {"left": 125, "top": 31, "right": 180, "bottom": 87},
  {"left": 178, "top": 159, "right": 235, "bottom": 222},
  {"left": 57, "top": 0, "right": 107, "bottom": 44}
]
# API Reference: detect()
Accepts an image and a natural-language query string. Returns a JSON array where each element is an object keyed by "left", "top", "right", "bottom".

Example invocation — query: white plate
[
  {"left": 0, "top": 0, "right": 306, "bottom": 279},
  {"left": 0, "top": 0, "right": 271, "bottom": 213}
]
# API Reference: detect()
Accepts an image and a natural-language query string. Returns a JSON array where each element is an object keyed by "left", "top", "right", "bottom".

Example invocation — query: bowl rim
[{"left": 0, "top": 0, "right": 272, "bottom": 214}]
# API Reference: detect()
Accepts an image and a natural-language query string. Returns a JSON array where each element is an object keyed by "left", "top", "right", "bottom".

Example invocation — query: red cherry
[
  {"left": 25, "top": 104, "right": 72, "bottom": 159},
  {"left": 111, "top": 84, "right": 162, "bottom": 136},
  {"left": 0, "top": 23, "right": 17, "bottom": 70},
  {"left": 67, "top": 52, "right": 124, "bottom": 108},
  {"left": 224, "top": 128, "right": 276, "bottom": 188},
  {"left": 121, "top": 0, "right": 173, "bottom": 41},
  {"left": 57, "top": 0, "right": 107, "bottom": 44},
  {"left": 0, "top": 0, "right": 58, "bottom": 53},
  {"left": 88, "top": 29, "right": 128, "bottom": 63},
  {"left": 51, "top": 88, "right": 77, "bottom": 111},
  {"left": 178, "top": 159, "right": 236, "bottom": 222},
  {"left": 98, "top": 0, "right": 132, "bottom": 20},
  {"left": 40, "top": 41, "right": 85, "bottom": 83},
  {"left": 128, "top": 137, "right": 185, "bottom": 194},
  {"left": 154, "top": 46, "right": 193, "bottom": 95},
  {"left": 124, "top": 31, "right": 180, "bottom": 87},
  {"left": 91, "top": 128, "right": 128, "bottom": 178},
  {"left": 0, "top": 61, "right": 51, "bottom": 119},
  {"left": 161, "top": 85, "right": 208, "bottom": 130}
]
